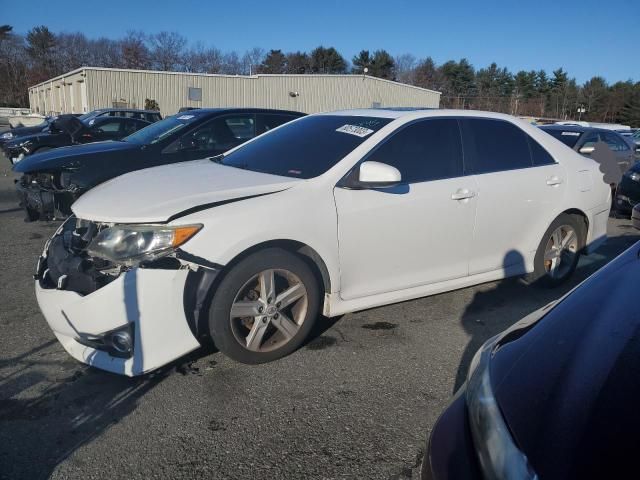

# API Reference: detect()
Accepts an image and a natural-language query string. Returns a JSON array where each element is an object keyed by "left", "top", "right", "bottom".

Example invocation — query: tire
[
  {"left": 209, "top": 248, "right": 321, "bottom": 364},
  {"left": 529, "top": 213, "right": 583, "bottom": 287}
]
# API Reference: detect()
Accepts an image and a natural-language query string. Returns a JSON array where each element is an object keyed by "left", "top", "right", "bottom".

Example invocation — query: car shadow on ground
[
  {"left": 0, "top": 339, "right": 207, "bottom": 480},
  {"left": 453, "top": 230, "right": 640, "bottom": 394}
]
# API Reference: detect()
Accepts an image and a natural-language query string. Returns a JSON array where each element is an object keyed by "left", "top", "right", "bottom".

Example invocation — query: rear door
[
  {"left": 334, "top": 118, "right": 478, "bottom": 300},
  {"left": 462, "top": 118, "right": 566, "bottom": 276}
]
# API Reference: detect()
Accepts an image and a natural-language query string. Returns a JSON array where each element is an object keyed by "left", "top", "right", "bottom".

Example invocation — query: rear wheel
[
  {"left": 530, "top": 214, "right": 583, "bottom": 287},
  {"left": 209, "top": 248, "right": 320, "bottom": 364}
]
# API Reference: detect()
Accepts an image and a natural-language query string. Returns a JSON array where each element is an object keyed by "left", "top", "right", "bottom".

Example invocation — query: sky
[{"left": 4, "top": 0, "right": 639, "bottom": 84}]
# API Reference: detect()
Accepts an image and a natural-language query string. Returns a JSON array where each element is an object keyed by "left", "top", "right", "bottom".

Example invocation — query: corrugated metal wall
[
  {"left": 28, "top": 70, "right": 87, "bottom": 115},
  {"left": 30, "top": 68, "right": 440, "bottom": 117}
]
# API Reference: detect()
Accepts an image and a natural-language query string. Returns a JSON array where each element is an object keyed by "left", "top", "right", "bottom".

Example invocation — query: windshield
[
  {"left": 123, "top": 114, "right": 200, "bottom": 145},
  {"left": 541, "top": 128, "right": 583, "bottom": 148},
  {"left": 220, "top": 115, "right": 392, "bottom": 179}
]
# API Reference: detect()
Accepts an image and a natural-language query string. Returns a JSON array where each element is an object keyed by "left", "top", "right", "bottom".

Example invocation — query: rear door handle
[
  {"left": 451, "top": 189, "right": 476, "bottom": 201},
  {"left": 546, "top": 176, "right": 564, "bottom": 186}
]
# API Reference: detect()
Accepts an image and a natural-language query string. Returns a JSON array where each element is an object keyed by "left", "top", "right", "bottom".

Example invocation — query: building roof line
[{"left": 29, "top": 66, "right": 441, "bottom": 95}]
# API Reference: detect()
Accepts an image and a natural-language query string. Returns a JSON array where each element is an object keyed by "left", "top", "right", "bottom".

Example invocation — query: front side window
[
  {"left": 123, "top": 114, "right": 202, "bottom": 145},
  {"left": 221, "top": 115, "right": 391, "bottom": 179},
  {"left": 256, "top": 114, "right": 299, "bottom": 134},
  {"left": 92, "top": 119, "right": 122, "bottom": 133},
  {"left": 182, "top": 114, "right": 254, "bottom": 152},
  {"left": 365, "top": 118, "right": 463, "bottom": 183},
  {"left": 462, "top": 119, "right": 532, "bottom": 174},
  {"left": 581, "top": 132, "right": 600, "bottom": 149}
]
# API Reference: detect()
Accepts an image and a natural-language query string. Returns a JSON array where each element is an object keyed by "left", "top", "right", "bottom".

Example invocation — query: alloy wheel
[
  {"left": 230, "top": 269, "right": 308, "bottom": 352},
  {"left": 543, "top": 225, "right": 579, "bottom": 279}
]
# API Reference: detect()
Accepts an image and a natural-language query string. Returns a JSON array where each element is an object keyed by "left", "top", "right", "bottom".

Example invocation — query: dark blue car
[{"left": 423, "top": 240, "right": 640, "bottom": 480}]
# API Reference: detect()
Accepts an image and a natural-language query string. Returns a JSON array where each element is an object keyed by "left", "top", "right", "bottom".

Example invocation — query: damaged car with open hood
[
  {"left": 34, "top": 109, "right": 611, "bottom": 376},
  {"left": 4, "top": 114, "right": 151, "bottom": 165},
  {"left": 12, "top": 108, "right": 303, "bottom": 221}
]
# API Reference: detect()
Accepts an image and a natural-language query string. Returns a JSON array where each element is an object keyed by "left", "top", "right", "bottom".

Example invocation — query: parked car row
[
  {"left": 7, "top": 105, "right": 634, "bottom": 478},
  {"left": 13, "top": 108, "right": 303, "bottom": 221}
]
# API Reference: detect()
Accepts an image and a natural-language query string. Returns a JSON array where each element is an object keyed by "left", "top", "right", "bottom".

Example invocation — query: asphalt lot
[{"left": 1, "top": 157, "right": 639, "bottom": 480}]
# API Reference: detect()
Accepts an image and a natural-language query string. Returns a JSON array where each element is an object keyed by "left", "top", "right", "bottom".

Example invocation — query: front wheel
[
  {"left": 208, "top": 248, "right": 320, "bottom": 364},
  {"left": 530, "top": 214, "right": 583, "bottom": 287}
]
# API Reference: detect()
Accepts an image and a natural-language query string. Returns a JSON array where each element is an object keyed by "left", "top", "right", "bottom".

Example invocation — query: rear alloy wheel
[
  {"left": 209, "top": 248, "right": 320, "bottom": 364},
  {"left": 531, "top": 214, "right": 582, "bottom": 287}
]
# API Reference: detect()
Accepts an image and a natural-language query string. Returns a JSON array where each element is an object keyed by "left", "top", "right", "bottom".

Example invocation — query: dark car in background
[
  {"left": 13, "top": 108, "right": 304, "bottom": 221},
  {"left": 78, "top": 108, "right": 162, "bottom": 124},
  {"left": 4, "top": 115, "right": 151, "bottom": 165},
  {"left": 540, "top": 124, "right": 636, "bottom": 172},
  {"left": 615, "top": 161, "right": 640, "bottom": 215},
  {"left": 0, "top": 116, "right": 57, "bottom": 147},
  {"left": 422, "top": 240, "right": 640, "bottom": 480}
]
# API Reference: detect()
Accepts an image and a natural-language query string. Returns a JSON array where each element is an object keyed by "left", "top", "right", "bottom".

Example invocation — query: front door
[{"left": 334, "top": 118, "right": 477, "bottom": 301}]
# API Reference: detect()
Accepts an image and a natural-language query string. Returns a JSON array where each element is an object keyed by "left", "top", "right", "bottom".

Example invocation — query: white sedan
[{"left": 35, "top": 109, "right": 611, "bottom": 375}]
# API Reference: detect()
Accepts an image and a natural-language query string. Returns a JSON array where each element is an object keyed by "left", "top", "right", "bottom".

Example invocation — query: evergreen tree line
[{"left": 1, "top": 25, "right": 638, "bottom": 126}]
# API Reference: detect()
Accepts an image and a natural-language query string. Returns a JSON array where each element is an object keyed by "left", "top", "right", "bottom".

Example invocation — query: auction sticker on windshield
[
  {"left": 561, "top": 131, "right": 581, "bottom": 136},
  {"left": 177, "top": 115, "right": 195, "bottom": 120},
  {"left": 336, "top": 124, "right": 375, "bottom": 138}
]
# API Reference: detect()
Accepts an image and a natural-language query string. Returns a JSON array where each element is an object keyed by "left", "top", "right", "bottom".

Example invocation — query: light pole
[{"left": 577, "top": 105, "right": 586, "bottom": 121}]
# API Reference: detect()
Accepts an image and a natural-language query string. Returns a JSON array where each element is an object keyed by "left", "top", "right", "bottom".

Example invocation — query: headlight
[
  {"left": 466, "top": 337, "right": 538, "bottom": 480},
  {"left": 625, "top": 171, "right": 640, "bottom": 182},
  {"left": 1, "top": 131, "right": 13, "bottom": 140},
  {"left": 87, "top": 224, "right": 202, "bottom": 266}
]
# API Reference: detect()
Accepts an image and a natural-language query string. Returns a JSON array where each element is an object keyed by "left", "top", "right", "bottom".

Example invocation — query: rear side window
[
  {"left": 462, "top": 119, "right": 532, "bottom": 174},
  {"left": 256, "top": 114, "right": 299, "bottom": 134},
  {"left": 528, "top": 138, "right": 556, "bottom": 166},
  {"left": 365, "top": 118, "right": 463, "bottom": 183}
]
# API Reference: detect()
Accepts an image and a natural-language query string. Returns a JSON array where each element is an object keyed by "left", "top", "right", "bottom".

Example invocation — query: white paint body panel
[
  {"left": 36, "top": 269, "right": 200, "bottom": 376},
  {"left": 33, "top": 108, "right": 611, "bottom": 375}
]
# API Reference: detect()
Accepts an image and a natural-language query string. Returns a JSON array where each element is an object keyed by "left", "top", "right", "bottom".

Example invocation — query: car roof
[
  {"left": 91, "top": 116, "right": 150, "bottom": 124},
  {"left": 94, "top": 108, "right": 161, "bottom": 114},
  {"left": 321, "top": 108, "right": 524, "bottom": 121},
  {"left": 539, "top": 124, "right": 613, "bottom": 134},
  {"left": 174, "top": 108, "right": 304, "bottom": 116}
]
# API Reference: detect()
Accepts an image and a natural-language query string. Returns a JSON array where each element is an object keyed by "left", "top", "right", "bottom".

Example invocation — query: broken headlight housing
[{"left": 87, "top": 224, "right": 202, "bottom": 267}]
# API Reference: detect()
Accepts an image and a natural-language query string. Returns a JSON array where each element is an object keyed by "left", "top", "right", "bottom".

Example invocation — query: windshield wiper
[{"left": 209, "top": 154, "right": 225, "bottom": 164}]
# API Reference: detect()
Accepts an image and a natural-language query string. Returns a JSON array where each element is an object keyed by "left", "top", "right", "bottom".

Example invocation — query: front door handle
[
  {"left": 546, "top": 176, "right": 564, "bottom": 186},
  {"left": 451, "top": 189, "right": 476, "bottom": 201}
]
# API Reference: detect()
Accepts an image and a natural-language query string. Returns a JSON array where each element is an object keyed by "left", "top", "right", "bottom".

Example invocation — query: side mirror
[
  {"left": 579, "top": 145, "right": 595, "bottom": 155},
  {"left": 357, "top": 161, "right": 402, "bottom": 188}
]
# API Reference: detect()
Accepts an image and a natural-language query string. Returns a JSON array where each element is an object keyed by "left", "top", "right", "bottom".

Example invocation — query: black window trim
[{"left": 461, "top": 116, "right": 558, "bottom": 176}]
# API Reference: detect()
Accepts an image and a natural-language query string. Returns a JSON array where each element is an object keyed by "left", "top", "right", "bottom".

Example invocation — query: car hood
[
  {"left": 72, "top": 159, "right": 302, "bottom": 223},
  {"left": 12, "top": 140, "right": 139, "bottom": 173},
  {"left": 490, "top": 241, "right": 640, "bottom": 479}
]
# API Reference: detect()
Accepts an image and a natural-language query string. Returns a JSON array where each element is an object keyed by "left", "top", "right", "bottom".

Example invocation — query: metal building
[{"left": 28, "top": 67, "right": 440, "bottom": 117}]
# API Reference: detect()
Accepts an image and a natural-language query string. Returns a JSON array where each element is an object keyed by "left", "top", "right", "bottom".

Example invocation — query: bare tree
[
  {"left": 242, "top": 47, "right": 265, "bottom": 75},
  {"left": 395, "top": 53, "right": 416, "bottom": 84},
  {"left": 120, "top": 31, "right": 150, "bottom": 70},
  {"left": 149, "top": 31, "right": 187, "bottom": 71},
  {"left": 183, "top": 42, "right": 224, "bottom": 73}
]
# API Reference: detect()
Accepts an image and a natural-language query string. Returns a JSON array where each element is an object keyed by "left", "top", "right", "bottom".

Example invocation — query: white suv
[{"left": 35, "top": 109, "right": 611, "bottom": 375}]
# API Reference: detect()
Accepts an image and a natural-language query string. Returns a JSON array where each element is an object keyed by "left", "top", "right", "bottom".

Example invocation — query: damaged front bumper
[
  {"left": 15, "top": 173, "right": 77, "bottom": 221},
  {"left": 35, "top": 219, "right": 208, "bottom": 376}
]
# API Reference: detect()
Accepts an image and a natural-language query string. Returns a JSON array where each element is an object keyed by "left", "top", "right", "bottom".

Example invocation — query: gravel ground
[{"left": 0, "top": 156, "right": 638, "bottom": 480}]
